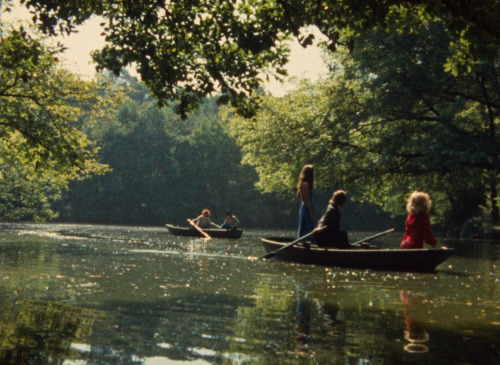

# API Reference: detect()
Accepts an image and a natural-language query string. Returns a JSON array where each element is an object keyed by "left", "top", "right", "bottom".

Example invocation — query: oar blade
[{"left": 187, "top": 219, "right": 211, "bottom": 239}]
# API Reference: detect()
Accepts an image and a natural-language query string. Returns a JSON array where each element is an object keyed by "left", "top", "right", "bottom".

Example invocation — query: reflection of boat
[
  {"left": 261, "top": 237, "right": 453, "bottom": 271},
  {"left": 165, "top": 224, "right": 243, "bottom": 239},
  {"left": 294, "top": 288, "right": 312, "bottom": 355}
]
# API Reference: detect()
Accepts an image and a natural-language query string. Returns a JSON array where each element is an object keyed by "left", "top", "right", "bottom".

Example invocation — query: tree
[
  {"left": 225, "top": 21, "right": 500, "bottom": 235},
  {"left": 350, "top": 23, "right": 499, "bottom": 233},
  {"left": 0, "top": 25, "right": 117, "bottom": 221},
  {"left": 10, "top": 0, "right": 500, "bottom": 116},
  {"left": 54, "top": 83, "right": 303, "bottom": 227}
]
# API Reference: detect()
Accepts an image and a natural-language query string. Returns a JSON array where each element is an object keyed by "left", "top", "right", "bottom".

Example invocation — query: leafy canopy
[
  {"left": 0, "top": 25, "right": 119, "bottom": 221},
  {"left": 225, "top": 20, "right": 500, "bottom": 233},
  {"left": 10, "top": 0, "right": 500, "bottom": 116}
]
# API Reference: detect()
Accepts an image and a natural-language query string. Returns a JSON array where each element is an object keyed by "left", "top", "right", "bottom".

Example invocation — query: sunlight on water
[
  {"left": 191, "top": 347, "right": 217, "bottom": 356},
  {"left": 156, "top": 343, "right": 172, "bottom": 349},
  {"left": 1, "top": 223, "right": 500, "bottom": 364},
  {"left": 70, "top": 343, "right": 91, "bottom": 353},
  {"left": 132, "top": 356, "right": 212, "bottom": 365},
  {"left": 130, "top": 249, "right": 250, "bottom": 260},
  {"left": 18, "top": 230, "right": 83, "bottom": 240}
]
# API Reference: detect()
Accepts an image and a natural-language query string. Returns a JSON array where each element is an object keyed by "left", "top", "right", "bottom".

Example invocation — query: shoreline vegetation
[{"left": 1, "top": 2, "right": 499, "bottom": 239}]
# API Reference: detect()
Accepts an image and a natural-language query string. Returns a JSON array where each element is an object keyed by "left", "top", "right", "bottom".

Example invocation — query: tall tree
[
  {"left": 56, "top": 87, "right": 302, "bottom": 227},
  {"left": 10, "top": 0, "right": 500, "bottom": 116},
  {"left": 226, "top": 22, "right": 500, "bottom": 235},
  {"left": 351, "top": 23, "right": 500, "bottom": 232},
  {"left": 0, "top": 25, "right": 117, "bottom": 221}
]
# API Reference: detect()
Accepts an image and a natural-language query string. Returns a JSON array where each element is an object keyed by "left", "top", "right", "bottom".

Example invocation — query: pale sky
[{"left": 3, "top": 1, "right": 327, "bottom": 97}]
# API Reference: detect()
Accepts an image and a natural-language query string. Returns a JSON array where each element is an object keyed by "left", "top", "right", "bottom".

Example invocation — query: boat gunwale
[
  {"left": 261, "top": 237, "right": 453, "bottom": 254},
  {"left": 166, "top": 224, "right": 243, "bottom": 238},
  {"left": 261, "top": 237, "right": 454, "bottom": 272}
]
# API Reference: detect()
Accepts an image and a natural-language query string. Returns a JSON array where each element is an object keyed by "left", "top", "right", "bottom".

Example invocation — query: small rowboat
[
  {"left": 166, "top": 224, "right": 243, "bottom": 239},
  {"left": 261, "top": 237, "right": 453, "bottom": 272}
]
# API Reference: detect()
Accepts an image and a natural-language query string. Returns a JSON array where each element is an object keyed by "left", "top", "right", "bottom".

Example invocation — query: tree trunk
[{"left": 490, "top": 176, "right": 499, "bottom": 226}]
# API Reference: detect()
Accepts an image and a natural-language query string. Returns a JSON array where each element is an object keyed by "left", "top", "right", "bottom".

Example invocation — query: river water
[{"left": 0, "top": 223, "right": 499, "bottom": 364}]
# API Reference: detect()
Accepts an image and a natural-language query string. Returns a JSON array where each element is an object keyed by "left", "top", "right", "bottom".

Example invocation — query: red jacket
[{"left": 400, "top": 212, "right": 437, "bottom": 249}]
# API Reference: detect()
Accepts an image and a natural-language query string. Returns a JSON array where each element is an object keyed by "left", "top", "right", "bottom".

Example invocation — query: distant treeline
[{"left": 53, "top": 73, "right": 401, "bottom": 230}]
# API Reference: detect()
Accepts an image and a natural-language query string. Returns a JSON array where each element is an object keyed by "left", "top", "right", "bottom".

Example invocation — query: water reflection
[
  {"left": 294, "top": 288, "right": 346, "bottom": 357},
  {"left": 400, "top": 290, "right": 430, "bottom": 353},
  {"left": 0, "top": 299, "right": 102, "bottom": 365},
  {"left": 294, "top": 288, "right": 311, "bottom": 355},
  {"left": 1, "top": 224, "right": 500, "bottom": 364},
  {"left": 320, "top": 301, "right": 345, "bottom": 342}
]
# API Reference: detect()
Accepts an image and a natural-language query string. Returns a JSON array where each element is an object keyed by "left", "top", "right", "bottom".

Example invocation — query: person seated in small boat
[
  {"left": 400, "top": 191, "right": 437, "bottom": 249},
  {"left": 191, "top": 209, "right": 219, "bottom": 229},
  {"left": 221, "top": 211, "right": 240, "bottom": 230},
  {"left": 312, "top": 190, "right": 355, "bottom": 249}
]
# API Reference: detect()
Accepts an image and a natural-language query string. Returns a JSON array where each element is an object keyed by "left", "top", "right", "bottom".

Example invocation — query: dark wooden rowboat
[
  {"left": 261, "top": 237, "right": 453, "bottom": 272},
  {"left": 166, "top": 224, "right": 243, "bottom": 239}
]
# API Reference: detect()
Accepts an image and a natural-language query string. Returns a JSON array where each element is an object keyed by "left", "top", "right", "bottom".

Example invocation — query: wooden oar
[
  {"left": 351, "top": 228, "right": 395, "bottom": 246},
  {"left": 187, "top": 219, "right": 211, "bottom": 239},
  {"left": 260, "top": 227, "right": 325, "bottom": 260}
]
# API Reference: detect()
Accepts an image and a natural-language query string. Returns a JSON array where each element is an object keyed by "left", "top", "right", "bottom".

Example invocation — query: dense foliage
[
  {"left": 2, "top": 2, "right": 498, "bottom": 236},
  {"left": 0, "top": 25, "right": 117, "bottom": 221},
  {"left": 9, "top": 0, "right": 500, "bottom": 116},
  {"left": 52, "top": 75, "right": 294, "bottom": 227},
  {"left": 54, "top": 74, "right": 399, "bottom": 229},
  {"left": 0, "top": 20, "right": 397, "bottom": 229},
  {"left": 226, "top": 21, "right": 499, "bottom": 236}
]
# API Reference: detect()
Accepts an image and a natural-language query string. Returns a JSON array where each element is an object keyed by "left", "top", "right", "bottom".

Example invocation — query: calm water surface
[{"left": 1, "top": 223, "right": 499, "bottom": 364}]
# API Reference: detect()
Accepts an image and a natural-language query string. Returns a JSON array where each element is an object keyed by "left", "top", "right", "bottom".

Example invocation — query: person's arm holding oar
[
  {"left": 260, "top": 226, "right": 326, "bottom": 260},
  {"left": 187, "top": 218, "right": 211, "bottom": 239}
]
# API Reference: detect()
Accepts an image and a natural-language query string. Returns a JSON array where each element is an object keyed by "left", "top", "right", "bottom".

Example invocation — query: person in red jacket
[{"left": 401, "top": 191, "right": 437, "bottom": 249}]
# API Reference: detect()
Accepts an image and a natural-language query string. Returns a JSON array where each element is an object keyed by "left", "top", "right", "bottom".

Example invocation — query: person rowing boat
[{"left": 190, "top": 209, "right": 219, "bottom": 229}]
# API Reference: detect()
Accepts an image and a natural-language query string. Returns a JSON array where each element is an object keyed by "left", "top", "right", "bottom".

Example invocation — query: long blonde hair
[{"left": 406, "top": 191, "right": 432, "bottom": 215}]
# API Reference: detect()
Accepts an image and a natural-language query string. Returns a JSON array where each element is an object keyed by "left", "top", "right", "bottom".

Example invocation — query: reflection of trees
[
  {"left": 0, "top": 235, "right": 67, "bottom": 302},
  {"left": 0, "top": 299, "right": 102, "bottom": 364},
  {"left": 81, "top": 293, "right": 252, "bottom": 364},
  {"left": 2, "top": 226, "right": 499, "bottom": 364}
]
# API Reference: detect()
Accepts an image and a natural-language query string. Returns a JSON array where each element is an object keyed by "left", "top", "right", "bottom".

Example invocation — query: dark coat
[{"left": 315, "top": 203, "right": 351, "bottom": 248}]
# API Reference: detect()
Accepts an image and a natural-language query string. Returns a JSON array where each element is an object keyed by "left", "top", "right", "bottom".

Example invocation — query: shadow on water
[
  {"left": 441, "top": 238, "right": 500, "bottom": 260},
  {"left": 1, "top": 223, "right": 500, "bottom": 364},
  {"left": 1, "top": 283, "right": 500, "bottom": 364},
  {"left": 91, "top": 294, "right": 255, "bottom": 364},
  {"left": 0, "top": 299, "right": 104, "bottom": 364}
]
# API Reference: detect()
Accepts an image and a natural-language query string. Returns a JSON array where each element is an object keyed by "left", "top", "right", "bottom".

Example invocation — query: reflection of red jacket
[{"left": 401, "top": 213, "right": 437, "bottom": 249}]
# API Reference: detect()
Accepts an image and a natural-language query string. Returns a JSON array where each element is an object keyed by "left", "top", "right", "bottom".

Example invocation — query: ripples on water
[{"left": 0, "top": 223, "right": 499, "bottom": 364}]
